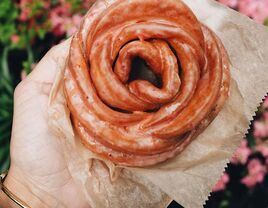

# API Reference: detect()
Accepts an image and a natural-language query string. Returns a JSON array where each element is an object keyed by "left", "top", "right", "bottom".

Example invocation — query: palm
[
  {"left": 7, "top": 40, "right": 88, "bottom": 207},
  {"left": 11, "top": 80, "right": 70, "bottom": 191}
]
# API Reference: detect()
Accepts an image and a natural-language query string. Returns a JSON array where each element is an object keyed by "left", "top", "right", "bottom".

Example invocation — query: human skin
[{"left": 0, "top": 39, "right": 89, "bottom": 208}]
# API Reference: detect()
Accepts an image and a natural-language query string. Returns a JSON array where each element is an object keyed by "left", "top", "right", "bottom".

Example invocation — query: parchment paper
[{"left": 48, "top": 0, "right": 268, "bottom": 207}]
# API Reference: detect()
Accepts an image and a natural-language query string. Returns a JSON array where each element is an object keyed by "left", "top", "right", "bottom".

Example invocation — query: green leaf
[
  {"left": 37, "top": 28, "right": 47, "bottom": 39},
  {"left": 246, "top": 130, "right": 256, "bottom": 148},
  {"left": 0, "top": 23, "right": 16, "bottom": 45},
  {"left": 1, "top": 47, "right": 10, "bottom": 79},
  {"left": 51, "top": 0, "right": 59, "bottom": 6},
  {"left": 15, "top": 32, "right": 27, "bottom": 49},
  {"left": 1, "top": 78, "right": 14, "bottom": 95},
  {"left": 219, "top": 200, "right": 229, "bottom": 208},
  {"left": 10, "top": 9, "right": 18, "bottom": 20},
  {"left": 29, "top": 1, "right": 45, "bottom": 18},
  {"left": 0, "top": 98, "right": 13, "bottom": 107},
  {"left": 0, "top": 108, "right": 10, "bottom": 118},
  {"left": 0, "top": 0, "right": 16, "bottom": 19},
  {"left": 0, "top": 93, "right": 13, "bottom": 103},
  {"left": 0, "top": 42, "right": 13, "bottom": 173}
]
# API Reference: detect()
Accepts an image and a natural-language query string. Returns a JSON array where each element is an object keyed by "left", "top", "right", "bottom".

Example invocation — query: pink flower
[
  {"left": 218, "top": 0, "right": 238, "bottom": 8},
  {"left": 43, "top": 1, "right": 50, "bottom": 9},
  {"left": 256, "top": 143, "right": 268, "bottom": 157},
  {"left": 241, "top": 159, "right": 266, "bottom": 188},
  {"left": 66, "top": 14, "right": 83, "bottom": 37},
  {"left": 231, "top": 140, "right": 252, "bottom": 165},
  {"left": 238, "top": 0, "right": 268, "bottom": 24},
  {"left": 248, "top": 159, "right": 266, "bottom": 174},
  {"left": 49, "top": 2, "right": 72, "bottom": 36},
  {"left": 50, "top": 12, "right": 65, "bottom": 36},
  {"left": 253, "top": 120, "right": 268, "bottom": 138},
  {"left": 19, "top": 7, "right": 32, "bottom": 22},
  {"left": 212, "top": 173, "right": 229, "bottom": 192},
  {"left": 241, "top": 173, "right": 265, "bottom": 187},
  {"left": 11, "top": 35, "right": 20, "bottom": 44},
  {"left": 19, "top": 0, "right": 32, "bottom": 22}
]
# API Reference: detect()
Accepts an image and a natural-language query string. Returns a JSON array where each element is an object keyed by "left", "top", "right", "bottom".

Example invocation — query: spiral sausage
[{"left": 64, "top": 0, "right": 231, "bottom": 167}]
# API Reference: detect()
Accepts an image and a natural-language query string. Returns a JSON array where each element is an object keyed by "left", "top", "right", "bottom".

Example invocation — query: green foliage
[
  {"left": 67, "top": 0, "right": 88, "bottom": 13},
  {"left": 27, "top": 1, "right": 45, "bottom": 18},
  {"left": 0, "top": 0, "right": 18, "bottom": 46},
  {"left": 0, "top": 47, "right": 13, "bottom": 173},
  {"left": 0, "top": 0, "right": 52, "bottom": 51}
]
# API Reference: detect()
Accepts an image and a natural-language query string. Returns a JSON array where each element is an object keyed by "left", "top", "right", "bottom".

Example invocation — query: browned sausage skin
[{"left": 63, "top": 0, "right": 231, "bottom": 167}]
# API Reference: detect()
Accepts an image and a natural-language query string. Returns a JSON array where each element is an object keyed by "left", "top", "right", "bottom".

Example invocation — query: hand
[{"left": 0, "top": 39, "right": 89, "bottom": 208}]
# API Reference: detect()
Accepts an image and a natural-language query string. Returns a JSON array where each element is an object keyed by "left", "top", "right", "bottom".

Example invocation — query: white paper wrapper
[{"left": 48, "top": 0, "right": 268, "bottom": 207}]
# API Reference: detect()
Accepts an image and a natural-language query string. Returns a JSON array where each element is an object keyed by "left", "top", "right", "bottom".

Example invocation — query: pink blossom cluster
[
  {"left": 254, "top": 96, "right": 268, "bottom": 173},
  {"left": 12, "top": 0, "right": 92, "bottom": 44},
  {"left": 230, "top": 140, "right": 252, "bottom": 165},
  {"left": 254, "top": 96, "right": 268, "bottom": 142},
  {"left": 219, "top": 0, "right": 268, "bottom": 23},
  {"left": 213, "top": 96, "right": 268, "bottom": 192},
  {"left": 241, "top": 159, "right": 267, "bottom": 187},
  {"left": 213, "top": 141, "right": 267, "bottom": 191},
  {"left": 48, "top": 0, "right": 93, "bottom": 37},
  {"left": 213, "top": 173, "right": 230, "bottom": 192},
  {"left": 19, "top": 0, "right": 34, "bottom": 22},
  {"left": 49, "top": 1, "right": 84, "bottom": 37}
]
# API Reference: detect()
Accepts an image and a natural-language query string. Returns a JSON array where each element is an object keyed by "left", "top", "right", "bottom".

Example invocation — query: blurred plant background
[{"left": 0, "top": 0, "right": 268, "bottom": 207}]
